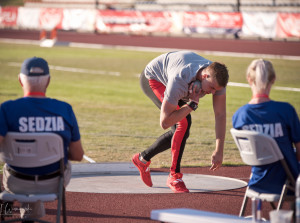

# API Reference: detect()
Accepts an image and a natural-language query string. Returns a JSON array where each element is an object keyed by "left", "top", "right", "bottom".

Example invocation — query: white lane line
[
  {"left": 273, "top": 86, "right": 300, "bottom": 92},
  {"left": 228, "top": 82, "right": 300, "bottom": 92},
  {"left": 6, "top": 62, "right": 300, "bottom": 92},
  {"left": 69, "top": 42, "right": 300, "bottom": 61},
  {"left": 83, "top": 155, "right": 96, "bottom": 163},
  {"left": 7, "top": 62, "right": 120, "bottom": 76},
  {"left": 50, "top": 65, "right": 120, "bottom": 76}
]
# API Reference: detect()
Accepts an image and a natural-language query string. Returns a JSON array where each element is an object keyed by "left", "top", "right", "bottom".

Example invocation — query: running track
[
  {"left": 0, "top": 29, "right": 296, "bottom": 222},
  {"left": 0, "top": 29, "right": 300, "bottom": 57}
]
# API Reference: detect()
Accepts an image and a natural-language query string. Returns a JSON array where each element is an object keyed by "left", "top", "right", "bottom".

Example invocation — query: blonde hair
[
  {"left": 246, "top": 59, "right": 275, "bottom": 91},
  {"left": 19, "top": 73, "right": 50, "bottom": 91}
]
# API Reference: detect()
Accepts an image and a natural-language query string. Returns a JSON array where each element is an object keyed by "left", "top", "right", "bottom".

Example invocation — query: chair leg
[
  {"left": 57, "top": 197, "right": 62, "bottom": 223},
  {"left": 290, "top": 199, "right": 296, "bottom": 222},
  {"left": 277, "top": 184, "right": 288, "bottom": 210},
  {"left": 0, "top": 200, "right": 5, "bottom": 222},
  {"left": 62, "top": 187, "right": 66, "bottom": 223},
  {"left": 56, "top": 179, "right": 64, "bottom": 223},
  {"left": 239, "top": 194, "right": 249, "bottom": 217},
  {"left": 270, "top": 202, "right": 277, "bottom": 209}
]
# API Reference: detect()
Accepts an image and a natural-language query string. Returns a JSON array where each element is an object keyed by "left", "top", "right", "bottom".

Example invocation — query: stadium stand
[
  {"left": 24, "top": 0, "right": 136, "bottom": 9},
  {"left": 23, "top": 0, "right": 300, "bottom": 12},
  {"left": 136, "top": 0, "right": 238, "bottom": 12}
]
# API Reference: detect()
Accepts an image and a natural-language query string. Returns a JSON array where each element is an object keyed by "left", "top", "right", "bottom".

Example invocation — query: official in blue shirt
[
  {"left": 232, "top": 59, "right": 300, "bottom": 194},
  {"left": 0, "top": 57, "right": 84, "bottom": 220}
]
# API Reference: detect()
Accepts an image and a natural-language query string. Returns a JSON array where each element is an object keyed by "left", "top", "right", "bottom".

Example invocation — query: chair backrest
[
  {"left": 0, "top": 132, "right": 64, "bottom": 168},
  {"left": 230, "top": 128, "right": 284, "bottom": 166}
]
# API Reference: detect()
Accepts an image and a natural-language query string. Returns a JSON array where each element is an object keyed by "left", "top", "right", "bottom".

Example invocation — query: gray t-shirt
[{"left": 144, "top": 51, "right": 225, "bottom": 105}]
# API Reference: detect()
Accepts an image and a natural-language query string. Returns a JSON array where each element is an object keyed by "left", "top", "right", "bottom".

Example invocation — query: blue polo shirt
[
  {"left": 232, "top": 100, "right": 300, "bottom": 194},
  {"left": 0, "top": 97, "right": 81, "bottom": 175}
]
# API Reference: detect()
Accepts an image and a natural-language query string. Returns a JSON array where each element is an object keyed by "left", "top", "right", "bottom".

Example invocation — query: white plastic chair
[
  {"left": 0, "top": 132, "right": 67, "bottom": 223},
  {"left": 230, "top": 128, "right": 296, "bottom": 217}
]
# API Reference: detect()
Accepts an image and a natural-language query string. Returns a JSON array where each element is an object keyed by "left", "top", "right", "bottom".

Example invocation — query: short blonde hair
[{"left": 246, "top": 59, "right": 275, "bottom": 91}]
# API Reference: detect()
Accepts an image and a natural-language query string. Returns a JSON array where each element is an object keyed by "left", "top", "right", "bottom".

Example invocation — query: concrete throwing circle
[{"left": 67, "top": 163, "right": 247, "bottom": 194}]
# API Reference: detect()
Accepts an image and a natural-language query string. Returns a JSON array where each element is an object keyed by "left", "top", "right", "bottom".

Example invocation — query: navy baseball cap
[{"left": 20, "top": 57, "right": 50, "bottom": 76}]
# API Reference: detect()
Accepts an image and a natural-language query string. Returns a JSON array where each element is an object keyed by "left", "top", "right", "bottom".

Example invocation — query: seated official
[
  {"left": 0, "top": 57, "right": 84, "bottom": 221},
  {"left": 232, "top": 59, "right": 300, "bottom": 194}
]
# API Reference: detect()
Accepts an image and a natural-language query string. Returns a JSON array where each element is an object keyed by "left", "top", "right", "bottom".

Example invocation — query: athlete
[
  {"left": 132, "top": 51, "right": 229, "bottom": 193},
  {"left": 0, "top": 57, "right": 84, "bottom": 221},
  {"left": 232, "top": 59, "right": 300, "bottom": 194}
]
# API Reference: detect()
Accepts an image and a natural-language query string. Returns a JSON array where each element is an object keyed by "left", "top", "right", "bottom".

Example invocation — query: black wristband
[{"left": 187, "top": 101, "right": 198, "bottom": 111}]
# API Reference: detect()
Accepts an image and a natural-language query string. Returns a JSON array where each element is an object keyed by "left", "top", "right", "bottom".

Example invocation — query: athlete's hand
[{"left": 210, "top": 149, "right": 223, "bottom": 171}]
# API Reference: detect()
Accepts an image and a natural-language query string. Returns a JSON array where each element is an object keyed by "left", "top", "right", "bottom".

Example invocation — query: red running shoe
[
  {"left": 132, "top": 153, "right": 153, "bottom": 187},
  {"left": 167, "top": 173, "right": 189, "bottom": 193}
]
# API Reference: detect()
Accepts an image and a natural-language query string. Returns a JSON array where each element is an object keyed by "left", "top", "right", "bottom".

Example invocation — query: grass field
[{"left": 0, "top": 42, "right": 299, "bottom": 168}]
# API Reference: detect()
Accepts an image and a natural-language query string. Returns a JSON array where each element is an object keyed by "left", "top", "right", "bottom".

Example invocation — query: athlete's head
[
  {"left": 246, "top": 59, "right": 275, "bottom": 91},
  {"left": 19, "top": 57, "right": 50, "bottom": 93},
  {"left": 200, "top": 62, "right": 229, "bottom": 95},
  {"left": 206, "top": 62, "right": 229, "bottom": 88}
]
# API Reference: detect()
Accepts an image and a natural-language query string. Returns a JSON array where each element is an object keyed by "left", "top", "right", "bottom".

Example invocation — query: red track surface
[
  {"left": 0, "top": 29, "right": 295, "bottom": 222},
  {"left": 43, "top": 166, "right": 254, "bottom": 222},
  {"left": 41, "top": 166, "right": 286, "bottom": 222},
  {"left": 1, "top": 29, "right": 300, "bottom": 56}
]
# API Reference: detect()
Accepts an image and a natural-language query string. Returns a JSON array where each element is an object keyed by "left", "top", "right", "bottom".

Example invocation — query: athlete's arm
[
  {"left": 160, "top": 100, "right": 192, "bottom": 129},
  {"left": 210, "top": 92, "right": 226, "bottom": 171},
  {"left": 160, "top": 83, "right": 201, "bottom": 129}
]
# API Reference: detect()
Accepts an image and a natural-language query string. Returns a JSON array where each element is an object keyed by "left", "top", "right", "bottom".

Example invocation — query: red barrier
[
  {"left": 0, "top": 7, "right": 18, "bottom": 27},
  {"left": 277, "top": 13, "right": 300, "bottom": 38},
  {"left": 182, "top": 11, "right": 242, "bottom": 35},
  {"left": 183, "top": 12, "right": 242, "bottom": 28},
  {"left": 39, "top": 8, "right": 64, "bottom": 30},
  {"left": 95, "top": 10, "right": 173, "bottom": 34},
  {"left": 1, "top": 6, "right": 299, "bottom": 39}
]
